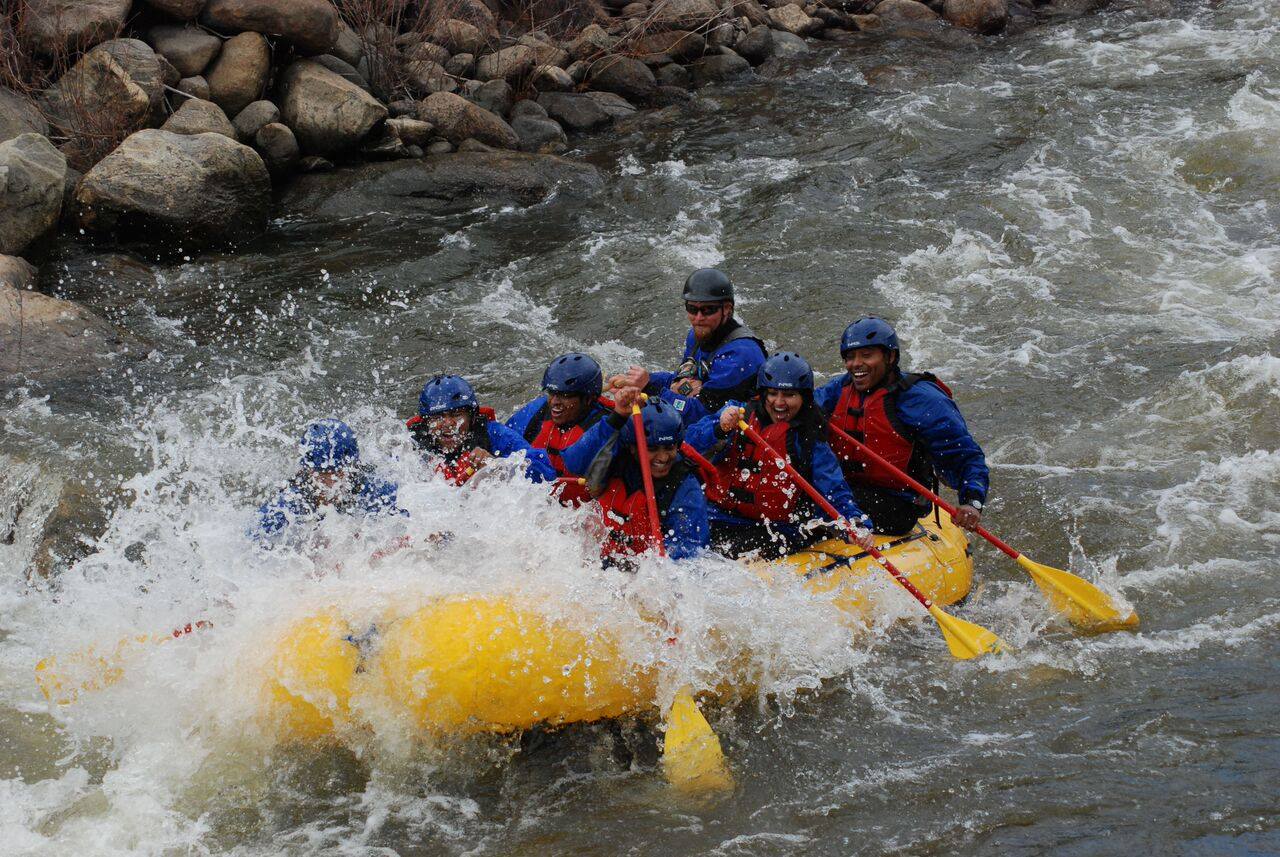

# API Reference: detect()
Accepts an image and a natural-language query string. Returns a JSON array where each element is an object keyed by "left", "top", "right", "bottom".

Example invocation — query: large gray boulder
[
  {"left": 587, "top": 56, "right": 657, "bottom": 103},
  {"left": 512, "top": 116, "right": 567, "bottom": 154},
  {"left": 254, "top": 122, "right": 299, "bottom": 175},
  {"left": 943, "top": 0, "right": 1008, "bottom": 33},
  {"left": 475, "top": 45, "right": 538, "bottom": 84},
  {"left": 233, "top": 100, "right": 280, "bottom": 139},
  {"left": 207, "top": 31, "right": 271, "bottom": 117},
  {"left": 691, "top": 52, "right": 751, "bottom": 85},
  {"left": 161, "top": 98, "right": 237, "bottom": 139},
  {"left": 143, "top": 0, "right": 207, "bottom": 18},
  {"left": 147, "top": 24, "right": 223, "bottom": 78},
  {"left": 281, "top": 151, "right": 605, "bottom": 217},
  {"left": 201, "top": 0, "right": 340, "bottom": 56},
  {"left": 91, "top": 39, "right": 167, "bottom": 118},
  {"left": 654, "top": 0, "right": 721, "bottom": 29},
  {"left": 1, "top": 278, "right": 135, "bottom": 383},
  {"left": 0, "top": 90, "right": 49, "bottom": 145},
  {"left": 279, "top": 60, "right": 388, "bottom": 155},
  {"left": 432, "top": 18, "right": 487, "bottom": 56},
  {"left": 0, "top": 134, "right": 68, "bottom": 256},
  {"left": 767, "top": 4, "right": 822, "bottom": 35},
  {"left": 417, "top": 92, "right": 518, "bottom": 149},
  {"left": 39, "top": 50, "right": 151, "bottom": 145},
  {"left": 75, "top": 129, "right": 270, "bottom": 246},
  {"left": 537, "top": 92, "right": 612, "bottom": 131},
  {"left": 21, "top": 0, "right": 130, "bottom": 56}
]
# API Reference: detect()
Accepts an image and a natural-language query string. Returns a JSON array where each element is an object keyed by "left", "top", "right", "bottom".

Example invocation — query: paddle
[
  {"left": 826, "top": 423, "right": 1138, "bottom": 633},
  {"left": 738, "top": 419, "right": 1005, "bottom": 659},
  {"left": 630, "top": 401, "right": 733, "bottom": 792}
]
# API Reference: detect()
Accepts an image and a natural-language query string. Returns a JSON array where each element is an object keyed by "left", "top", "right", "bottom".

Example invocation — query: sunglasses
[{"left": 684, "top": 302, "right": 726, "bottom": 317}]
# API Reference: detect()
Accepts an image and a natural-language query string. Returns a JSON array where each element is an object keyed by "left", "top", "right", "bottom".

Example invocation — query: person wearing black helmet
[
  {"left": 611, "top": 267, "right": 767, "bottom": 415},
  {"left": 506, "top": 352, "right": 613, "bottom": 505},
  {"left": 684, "top": 352, "right": 874, "bottom": 560},
  {"left": 815, "top": 316, "right": 989, "bottom": 536}
]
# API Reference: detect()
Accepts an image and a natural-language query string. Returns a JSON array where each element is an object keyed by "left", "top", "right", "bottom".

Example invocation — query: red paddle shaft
[
  {"left": 737, "top": 421, "right": 937, "bottom": 611},
  {"left": 826, "top": 423, "right": 1017, "bottom": 561},
  {"left": 632, "top": 404, "right": 666, "bottom": 556}
]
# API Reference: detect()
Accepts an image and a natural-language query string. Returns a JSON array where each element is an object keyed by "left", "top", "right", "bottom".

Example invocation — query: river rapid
[{"left": 2, "top": 0, "right": 1278, "bottom": 853}]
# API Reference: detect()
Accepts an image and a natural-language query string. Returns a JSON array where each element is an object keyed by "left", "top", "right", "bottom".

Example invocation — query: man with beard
[
  {"left": 408, "top": 374, "right": 556, "bottom": 486},
  {"left": 611, "top": 268, "right": 767, "bottom": 416}
]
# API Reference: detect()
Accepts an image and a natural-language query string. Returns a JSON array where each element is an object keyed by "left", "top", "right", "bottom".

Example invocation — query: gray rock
[
  {"left": 92, "top": 39, "right": 167, "bottom": 123},
  {"left": 518, "top": 35, "right": 571, "bottom": 69},
  {"left": 621, "top": 2, "right": 649, "bottom": 16},
  {"left": 943, "top": 0, "right": 1008, "bottom": 32},
  {"left": 456, "top": 137, "right": 493, "bottom": 153},
  {"left": 767, "top": 4, "right": 823, "bottom": 34},
  {"left": 332, "top": 23, "right": 364, "bottom": 67},
  {"left": 0, "top": 90, "right": 48, "bottom": 146},
  {"left": 533, "top": 65, "right": 575, "bottom": 93},
  {"left": 232, "top": 100, "right": 280, "bottom": 139},
  {"left": 735, "top": 25, "right": 775, "bottom": 64},
  {"left": 771, "top": 30, "right": 811, "bottom": 57},
  {"left": 566, "top": 60, "right": 591, "bottom": 83},
  {"left": 177, "top": 76, "right": 211, "bottom": 100},
  {"left": 510, "top": 99, "right": 548, "bottom": 121},
  {"left": 406, "top": 60, "right": 457, "bottom": 96},
  {"left": 476, "top": 45, "right": 538, "bottom": 84},
  {"left": 387, "top": 99, "right": 417, "bottom": 117},
  {"left": 0, "top": 278, "right": 135, "bottom": 383},
  {"left": 405, "top": 144, "right": 424, "bottom": 158},
  {"left": 433, "top": 18, "right": 487, "bottom": 56},
  {"left": 568, "top": 24, "right": 616, "bottom": 62},
  {"left": 874, "top": 0, "right": 941, "bottom": 21},
  {"left": 201, "top": 0, "right": 340, "bottom": 56},
  {"left": 691, "top": 51, "right": 751, "bottom": 84},
  {"left": 446, "top": 53, "right": 476, "bottom": 78},
  {"left": 584, "top": 91, "right": 637, "bottom": 119},
  {"left": 142, "top": 0, "right": 206, "bottom": 18},
  {"left": 513, "top": 115, "right": 568, "bottom": 154},
  {"left": 314, "top": 54, "right": 372, "bottom": 93},
  {"left": 161, "top": 97, "right": 237, "bottom": 138},
  {"left": 636, "top": 30, "right": 707, "bottom": 64},
  {"left": 706, "top": 21, "right": 739, "bottom": 49},
  {"left": 39, "top": 50, "right": 151, "bottom": 151},
  {"left": 537, "top": 91, "right": 611, "bottom": 131},
  {"left": 386, "top": 117, "right": 435, "bottom": 147},
  {"left": 76, "top": 129, "right": 270, "bottom": 245},
  {"left": 417, "top": 91, "right": 518, "bottom": 149},
  {"left": 21, "top": 0, "right": 130, "bottom": 57},
  {"left": 404, "top": 40, "right": 452, "bottom": 67},
  {"left": 207, "top": 31, "right": 270, "bottom": 117},
  {"left": 279, "top": 59, "right": 389, "bottom": 155},
  {"left": 655, "top": 63, "right": 691, "bottom": 88},
  {"left": 653, "top": 0, "right": 721, "bottom": 29},
  {"left": 587, "top": 56, "right": 657, "bottom": 103},
  {"left": 282, "top": 151, "right": 605, "bottom": 216},
  {"left": 0, "top": 134, "right": 67, "bottom": 255},
  {"left": 472, "top": 79, "right": 514, "bottom": 117},
  {"left": 147, "top": 24, "right": 222, "bottom": 78},
  {"left": 426, "top": 141, "right": 454, "bottom": 155}
]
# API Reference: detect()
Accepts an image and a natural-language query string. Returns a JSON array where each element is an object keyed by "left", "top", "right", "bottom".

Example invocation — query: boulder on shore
[
  {"left": 207, "top": 31, "right": 271, "bottom": 118},
  {"left": 767, "top": 4, "right": 823, "bottom": 35},
  {"left": 161, "top": 98, "right": 237, "bottom": 139},
  {"left": 0, "top": 90, "right": 49, "bottom": 146},
  {"left": 1, "top": 276, "right": 136, "bottom": 383},
  {"left": 943, "top": 0, "right": 1009, "bottom": 33},
  {"left": 254, "top": 122, "right": 300, "bottom": 175},
  {"left": 75, "top": 129, "right": 271, "bottom": 247},
  {"left": 417, "top": 92, "right": 518, "bottom": 150},
  {"left": 279, "top": 60, "right": 389, "bottom": 156},
  {"left": 475, "top": 45, "right": 539, "bottom": 84},
  {"left": 281, "top": 151, "right": 605, "bottom": 217},
  {"left": 432, "top": 18, "right": 488, "bottom": 56},
  {"left": 874, "top": 0, "right": 942, "bottom": 22},
  {"left": 147, "top": 24, "right": 223, "bottom": 78},
  {"left": 143, "top": 0, "right": 207, "bottom": 18},
  {"left": 0, "top": 134, "right": 67, "bottom": 256},
  {"left": 21, "top": 0, "right": 130, "bottom": 56},
  {"left": 201, "top": 0, "right": 340, "bottom": 56},
  {"left": 39, "top": 50, "right": 151, "bottom": 145},
  {"left": 653, "top": 0, "right": 721, "bottom": 30},
  {"left": 587, "top": 56, "right": 657, "bottom": 103},
  {"left": 233, "top": 100, "right": 281, "bottom": 140}
]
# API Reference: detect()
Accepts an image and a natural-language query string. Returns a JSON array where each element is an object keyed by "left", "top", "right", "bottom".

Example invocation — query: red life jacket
[
  {"left": 596, "top": 460, "right": 691, "bottom": 558},
  {"left": 703, "top": 407, "right": 806, "bottom": 523},
  {"left": 522, "top": 397, "right": 609, "bottom": 506},
  {"left": 406, "top": 407, "right": 497, "bottom": 487},
  {"left": 826, "top": 372, "right": 952, "bottom": 490}
]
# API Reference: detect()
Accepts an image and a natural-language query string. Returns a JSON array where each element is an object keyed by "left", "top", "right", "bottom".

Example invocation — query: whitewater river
[{"left": 2, "top": 0, "right": 1278, "bottom": 852}]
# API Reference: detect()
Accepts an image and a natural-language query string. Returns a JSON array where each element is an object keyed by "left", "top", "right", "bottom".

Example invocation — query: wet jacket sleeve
[
  {"left": 487, "top": 422, "right": 557, "bottom": 483},
  {"left": 358, "top": 476, "right": 407, "bottom": 518},
  {"left": 814, "top": 376, "right": 845, "bottom": 415},
  {"left": 684, "top": 405, "right": 741, "bottom": 457},
  {"left": 810, "top": 440, "right": 871, "bottom": 527},
  {"left": 252, "top": 491, "right": 295, "bottom": 541},
  {"left": 704, "top": 338, "right": 766, "bottom": 395},
  {"left": 663, "top": 473, "right": 710, "bottom": 561},
  {"left": 504, "top": 396, "right": 546, "bottom": 438},
  {"left": 565, "top": 412, "right": 628, "bottom": 491},
  {"left": 897, "top": 383, "right": 990, "bottom": 505}
]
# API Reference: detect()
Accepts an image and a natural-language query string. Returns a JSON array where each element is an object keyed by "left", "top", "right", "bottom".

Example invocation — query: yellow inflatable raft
[{"left": 265, "top": 516, "right": 972, "bottom": 741}]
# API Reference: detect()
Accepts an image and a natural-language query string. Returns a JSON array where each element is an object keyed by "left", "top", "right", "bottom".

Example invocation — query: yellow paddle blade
[
  {"left": 926, "top": 604, "right": 1006, "bottom": 659},
  {"left": 34, "top": 634, "right": 149, "bottom": 705},
  {"left": 1017, "top": 554, "right": 1139, "bottom": 633},
  {"left": 662, "top": 688, "right": 734, "bottom": 794}
]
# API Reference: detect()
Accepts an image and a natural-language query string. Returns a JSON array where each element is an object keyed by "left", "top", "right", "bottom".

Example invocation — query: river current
[{"left": 2, "top": 0, "right": 1278, "bottom": 853}]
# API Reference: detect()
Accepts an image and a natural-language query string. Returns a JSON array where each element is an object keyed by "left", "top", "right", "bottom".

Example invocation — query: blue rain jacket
[
  {"left": 483, "top": 420, "right": 559, "bottom": 483},
  {"left": 648, "top": 323, "right": 767, "bottom": 411},
  {"left": 253, "top": 470, "right": 404, "bottom": 544}
]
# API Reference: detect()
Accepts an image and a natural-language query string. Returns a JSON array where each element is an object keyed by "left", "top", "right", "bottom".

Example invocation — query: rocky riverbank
[{"left": 2, "top": 0, "right": 1086, "bottom": 381}]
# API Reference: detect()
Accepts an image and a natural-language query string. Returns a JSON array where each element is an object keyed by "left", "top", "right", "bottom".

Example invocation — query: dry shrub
[
  {"left": 333, "top": 0, "right": 461, "bottom": 101},
  {"left": 510, "top": 0, "right": 606, "bottom": 39}
]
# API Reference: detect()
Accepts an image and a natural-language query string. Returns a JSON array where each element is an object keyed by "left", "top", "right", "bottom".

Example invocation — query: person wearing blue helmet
[
  {"left": 505, "top": 352, "right": 612, "bottom": 505},
  {"left": 611, "top": 268, "right": 766, "bottom": 415},
  {"left": 408, "top": 374, "right": 556, "bottom": 486},
  {"left": 815, "top": 316, "right": 989, "bottom": 535},
  {"left": 253, "top": 418, "right": 403, "bottom": 543},
  {"left": 566, "top": 387, "right": 709, "bottom": 563},
  {"left": 685, "top": 352, "right": 873, "bottom": 560}
]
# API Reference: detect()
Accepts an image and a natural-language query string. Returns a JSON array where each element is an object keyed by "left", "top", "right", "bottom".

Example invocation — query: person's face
[
  {"left": 426, "top": 408, "right": 472, "bottom": 452},
  {"left": 764, "top": 388, "right": 804, "bottom": 423},
  {"left": 843, "top": 346, "right": 894, "bottom": 393},
  {"left": 648, "top": 444, "right": 677, "bottom": 478},
  {"left": 309, "top": 469, "right": 349, "bottom": 503},
  {"left": 685, "top": 300, "right": 731, "bottom": 342},
  {"left": 547, "top": 391, "right": 588, "bottom": 427}
]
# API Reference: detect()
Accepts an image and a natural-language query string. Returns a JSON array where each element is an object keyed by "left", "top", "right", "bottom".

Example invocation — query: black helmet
[{"left": 682, "top": 268, "right": 734, "bottom": 303}]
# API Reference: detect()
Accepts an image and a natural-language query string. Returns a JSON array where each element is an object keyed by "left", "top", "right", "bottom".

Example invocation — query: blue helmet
[
  {"left": 542, "top": 352, "right": 603, "bottom": 400},
  {"left": 620, "top": 399, "right": 684, "bottom": 448},
  {"left": 418, "top": 374, "right": 478, "bottom": 416},
  {"left": 299, "top": 418, "right": 360, "bottom": 472},
  {"left": 757, "top": 351, "right": 814, "bottom": 392},
  {"left": 840, "top": 316, "right": 899, "bottom": 356}
]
